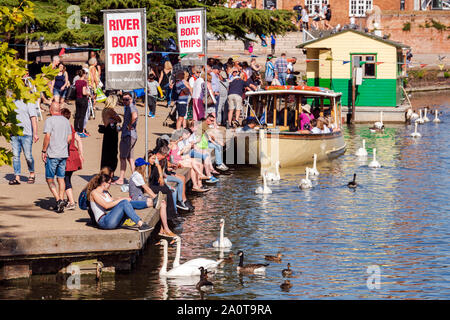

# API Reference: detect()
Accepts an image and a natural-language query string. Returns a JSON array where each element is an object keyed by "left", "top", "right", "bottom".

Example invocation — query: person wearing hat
[
  {"left": 129, "top": 157, "right": 177, "bottom": 237},
  {"left": 299, "top": 104, "right": 315, "bottom": 131},
  {"left": 217, "top": 70, "right": 229, "bottom": 126},
  {"left": 265, "top": 55, "right": 275, "bottom": 86}
]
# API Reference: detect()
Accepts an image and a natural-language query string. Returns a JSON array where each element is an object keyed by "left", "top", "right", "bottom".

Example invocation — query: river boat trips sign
[
  {"left": 176, "top": 8, "right": 206, "bottom": 54},
  {"left": 103, "top": 8, "right": 146, "bottom": 90}
]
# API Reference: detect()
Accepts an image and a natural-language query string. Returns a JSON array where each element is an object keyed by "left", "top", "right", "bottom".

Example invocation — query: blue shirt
[
  {"left": 122, "top": 103, "right": 138, "bottom": 139},
  {"left": 211, "top": 72, "right": 220, "bottom": 94}
]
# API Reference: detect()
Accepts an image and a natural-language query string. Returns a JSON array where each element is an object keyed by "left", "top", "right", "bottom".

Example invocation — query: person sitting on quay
[
  {"left": 87, "top": 174, "right": 153, "bottom": 232},
  {"left": 201, "top": 114, "right": 229, "bottom": 172},
  {"left": 129, "top": 158, "right": 176, "bottom": 237}
]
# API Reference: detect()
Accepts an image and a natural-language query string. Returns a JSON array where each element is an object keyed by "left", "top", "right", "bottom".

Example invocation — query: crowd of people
[{"left": 9, "top": 46, "right": 338, "bottom": 235}]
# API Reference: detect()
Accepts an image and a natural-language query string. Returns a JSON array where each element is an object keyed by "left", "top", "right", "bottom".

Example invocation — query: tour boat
[{"left": 225, "top": 86, "right": 346, "bottom": 169}]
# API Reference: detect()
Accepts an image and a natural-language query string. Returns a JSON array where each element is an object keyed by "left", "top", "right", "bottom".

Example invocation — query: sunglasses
[{"left": 123, "top": 97, "right": 131, "bottom": 101}]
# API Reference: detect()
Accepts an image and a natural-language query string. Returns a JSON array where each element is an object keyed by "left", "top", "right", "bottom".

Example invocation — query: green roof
[{"left": 297, "top": 29, "right": 410, "bottom": 49}]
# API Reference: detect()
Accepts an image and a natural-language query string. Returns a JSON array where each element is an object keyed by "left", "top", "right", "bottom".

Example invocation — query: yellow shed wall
[{"left": 304, "top": 32, "right": 398, "bottom": 80}]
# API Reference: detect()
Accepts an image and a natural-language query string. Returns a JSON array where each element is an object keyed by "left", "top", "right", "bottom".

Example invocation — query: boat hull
[{"left": 227, "top": 130, "right": 346, "bottom": 168}]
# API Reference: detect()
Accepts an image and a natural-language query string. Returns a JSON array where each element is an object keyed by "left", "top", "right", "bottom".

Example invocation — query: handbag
[
  {"left": 66, "top": 85, "right": 76, "bottom": 100},
  {"left": 96, "top": 87, "right": 107, "bottom": 102}
]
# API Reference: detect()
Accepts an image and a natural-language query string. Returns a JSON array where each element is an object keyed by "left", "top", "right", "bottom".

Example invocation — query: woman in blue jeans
[{"left": 88, "top": 174, "right": 152, "bottom": 232}]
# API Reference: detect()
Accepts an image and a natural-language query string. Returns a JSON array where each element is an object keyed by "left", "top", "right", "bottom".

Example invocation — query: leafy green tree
[
  {"left": 0, "top": 0, "right": 57, "bottom": 166},
  {"left": 2, "top": 0, "right": 295, "bottom": 47}
]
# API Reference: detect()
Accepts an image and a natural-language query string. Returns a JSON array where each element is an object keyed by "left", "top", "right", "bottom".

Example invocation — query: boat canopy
[{"left": 245, "top": 89, "right": 342, "bottom": 98}]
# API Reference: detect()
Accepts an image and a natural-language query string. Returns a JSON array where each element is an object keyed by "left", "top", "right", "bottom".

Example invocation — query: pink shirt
[
  {"left": 299, "top": 113, "right": 314, "bottom": 130},
  {"left": 169, "top": 146, "right": 183, "bottom": 163}
]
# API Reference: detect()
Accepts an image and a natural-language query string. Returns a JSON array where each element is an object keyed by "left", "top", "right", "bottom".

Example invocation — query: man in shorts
[
  {"left": 227, "top": 70, "right": 250, "bottom": 129},
  {"left": 42, "top": 102, "right": 72, "bottom": 213},
  {"left": 116, "top": 92, "right": 138, "bottom": 185}
]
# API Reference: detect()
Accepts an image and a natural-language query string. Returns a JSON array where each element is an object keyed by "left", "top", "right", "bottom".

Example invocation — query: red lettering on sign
[
  {"left": 110, "top": 53, "right": 141, "bottom": 65},
  {"left": 179, "top": 15, "right": 201, "bottom": 25},
  {"left": 108, "top": 18, "right": 140, "bottom": 31}
]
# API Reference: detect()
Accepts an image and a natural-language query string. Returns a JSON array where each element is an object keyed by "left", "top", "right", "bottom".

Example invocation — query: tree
[
  {"left": 0, "top": 0, "right": 57, "bottom": 166},
  {"left": 2, "top": 0, "right": 296, "bottom": 47}
]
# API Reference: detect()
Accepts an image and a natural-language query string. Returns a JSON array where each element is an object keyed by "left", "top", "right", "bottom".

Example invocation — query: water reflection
[{"left": 1, "top": 93, "right": 449, "bottom": 299}]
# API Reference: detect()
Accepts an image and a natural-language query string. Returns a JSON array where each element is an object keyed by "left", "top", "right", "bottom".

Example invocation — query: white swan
[
  {"left": 416, "top": 109, "right": 424, "bottom": 124},
  {"left": 172, "top": 236, "right": 223, "bottom": 270},
  {"left": 374, "top": 111, "right": 384, "bottom": 129},
  {"left": 159, "top": 239, "right": 204, "bottom": 277},
  {"left": 299, "top": 167, "right": 313, "bottom": 189},
  {"left": 433, "top": 110, "right": 441, "bottom": 123},
  {"left": 368, "top": 148, "right": 381, "bottom": 168},
  {"left": 355, "top": 139, "right": 368, "bottom": 157},
  {"left": 423, "top": 108, "right": 430, "bottom": 122},
  {"left": 265, "top": 161, "right": 280, "bottom": 181},
  {"left": 407, "top": 109, "right": 419, "bottom": 121},
  {"left": 212, "top": 218, "right": 233, "bottom": 248},
  {"left": 255, "top": 171, "right": 272, "bottom": 194},
  {"left": 410, "top": 122, "right": 421, "bottom": 138},
  {"left": 309, "top": 154, "right": 320, "bottom": 176}
]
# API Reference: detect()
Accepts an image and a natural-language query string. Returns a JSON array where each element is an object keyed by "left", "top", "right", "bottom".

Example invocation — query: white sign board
[
  {"left": 355, "top": 67, "right": 363, "bottom": 86},
  {"left": 176, "top": 9, "right": 205, "bottom": 54}
]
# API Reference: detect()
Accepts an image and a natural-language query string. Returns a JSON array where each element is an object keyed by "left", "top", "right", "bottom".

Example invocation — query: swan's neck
[
  {"left": 275, "top": 163, "right": 280, "bottom": 176},
  {"left": 373, "top": 149, "right": 377, "bottom": 161},
  {"left": 415, "top": 122, "right": 418, "bottom": 133},
  {"left": 419, "top": 109, "right": 422, "bottom": 118},
  {"left": 362, "top": 139, "right": 366, "bottom": 149},
  {"left": 173, "top": 239, "right": 181, "bottom": 268},
  {"left": 380, "top": 112, "right": 383, "bottom": 124},
  {"left": 263, "top": 174, "right": 267, "bottom": 188},
  {"left": 160, "top": 242, "right": 168, "bottom": 275},
  {"left": 435, "top": 110, "right": 438, "bottom": 119},
  {"left": 313, "top": 154, "right": 317, "bottom": 169},
  {"left": 219, "top": 222, "right": 224, "bottom": 244},
  {"left": 306, "top": 168, "right": 309, "bottom": 180}
]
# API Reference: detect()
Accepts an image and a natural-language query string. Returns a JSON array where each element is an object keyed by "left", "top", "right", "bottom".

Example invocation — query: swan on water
[
  {"left": 374, "top": 111, "right": 384, "bottom": 129},
  {"left": 309, "top": 154, "right": 320, "bottom": 176},
  {"left": 299, "top": 167, "right": 313, "bottom": 189},
  {"left": 416, "top": 109, "right": 424, "bottom": 124},
  {"left": 423, "top": 108, "right": 430, "bottom": 122},
  {"left": 212, "top": 218, "right": 233, "bottom": 248},
  {"left": 368, "top": 148, "right": 381, "bottom": 168},
  {"left": 407, "top": 109, "right": 419, "bottom": 121},
  {"left": 410, "top": 122, "right": 421, "bottom": 138},
  {"left": 433, "top": 110, "right": 441, "bottom": 123},
  {"left": 172, "top": 236, "right": 223, "bottom": 270},
  {"left": 159, "top": 239, "right": 205, "bottom": 277},
  {"left": 255, "top": 171, "right": 272, "bottom": 194},
  {"left": 355, "top": 139, "right": 368, "bottom": 157},
  {"left": 265, "top": 161, "right": 281, "bottom": 181}
]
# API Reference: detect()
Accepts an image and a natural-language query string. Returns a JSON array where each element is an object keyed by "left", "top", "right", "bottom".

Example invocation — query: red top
[
  {"left": 75, "top": 79, "right": 87, "bottom": 99},
  {"left": 66, "top": 126, "right": 82, "bottom": 172}
]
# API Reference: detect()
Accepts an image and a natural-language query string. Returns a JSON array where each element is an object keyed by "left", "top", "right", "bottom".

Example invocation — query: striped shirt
[{"left": 275, "top": 57, "right": 288, "bottom": 74}]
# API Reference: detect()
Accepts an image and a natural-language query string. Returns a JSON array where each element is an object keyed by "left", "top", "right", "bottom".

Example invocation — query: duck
[
  {"left": 255, "top": 171, "right": 272, "bottom": 194},
  {"left": 173, "top": 236, "right": 223, "bottom": 270},
  {"left": 265, "top": 252, "right": 282, "bottom": 262},
  {"left": 196, "top": 267, "right": 214, "bottom": 291},
  {"left": 236, "top": 250, "right": 269, "bottom": 274},
  {"left": 212, "top": 218, "right": 233, "bottom": 248},
  {"left": 282, "top": 263, "right": 293, "bottom": 277},
  {"left": 280, "top": 280, "right": 293, "bottom": 291},
  {"left": 355, "top": 139, "right": 368, "bottom": 157},
  {"left": 368, "top": 148, "right": 381, "bottom": 168},
  {"left": 159, "top": 239, "right": 206, "bottom": 277},
  {"left": 433, "top": 109, "right": 441, "bottom": 123},
  {"left": 347, "top": 173, "right": 358, "bottom": 188},
  {"left": 410, "top": 122, "right": 421, "bottom": 138},
  {"left": 423, "top": 107, "right": 430, "bottom": 122},
  {"left": 222, "top": 252, "right": 234, "bottom": 263},
  {"left": 299, "top": 167, "right": 313, "bottom": 190},
  {"left": 370, "top": 111, "right": 385, "bottom": 132},
  {"left": 415, "top": 109, "right": 424, "bottom": 124},
  {"left": 265, "top": 161, "right": 281, "bottom": 181},
  {"left": 309, "top": 154, "right": 320, "bottom": 176}
]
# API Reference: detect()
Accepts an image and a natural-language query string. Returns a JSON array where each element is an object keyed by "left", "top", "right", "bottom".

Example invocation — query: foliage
[
  {"left": 402, "top": 22, "right": 411, "bottom": 32},
  {"left": 0, "top": 0, "right": 57, "bottom": 166},
  {"left": 430, "top": 19, "right": 448, "bottom": 31},
  {"left": 1, "top": 0, "right": 296, "bottom": 47},
  {"left": 444, "top": 72, "right": 450, "bottom": 79}
]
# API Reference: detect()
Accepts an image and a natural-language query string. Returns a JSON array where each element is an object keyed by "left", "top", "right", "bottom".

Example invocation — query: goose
[
  {"left": 299, "top": 168, "right": 313, "bottom": 190},
  {"left": 173, "top": 236, "right": 223, "bottom": 270},
  {"left": 433, "top": 109, "right": 441, "bottom": 123},
  {"left": 159, "top": 239, "right": 205, "bottom": 277},
  {"left": 415, "top": 109, "right": 424, "bottom": 124},
  {"left": 368, "top": 148, "right": 381, "bottom": 168},
  {"left": 265, "top": 252, "right": 282, "bottom": 262},
  {"left": 236, "top": 250, "right": 269, "bottom": 274},
  {"left": 423, "top": 108, "right": 430, "bottom": 122},
  {"left": 309, "top": 154, "right": 320, "bottom": 176},
  {"left": 282, "top": 263, "right": 293, "bottom": 277},
  {"left": 410, "top": 122, "right": 421, "bottom": 138},
  {"left": 196, "top": 267, "right": 214, "bottom": 291},
  {"left": 265, "top": 161, "right": 281, "bottom": 181},
  {"left": 255, "top": 171, "right": 272, "bottom": 194},
  {"left": 280, "top": 280, "right": 293, "bottom": 290},
  {"left": 347, "top": 173, "right": 358, "bottom": 189},
  {"left": 355, "top": 139, "right": 368, "bottom": 157},
  {"left": 212, "top": 218, "right": 233, "bottom": 248}
]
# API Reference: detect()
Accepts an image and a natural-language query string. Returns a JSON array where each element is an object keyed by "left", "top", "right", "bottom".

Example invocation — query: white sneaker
[{"left": 216, "top": 164, "right": 229, "bottom": 171}]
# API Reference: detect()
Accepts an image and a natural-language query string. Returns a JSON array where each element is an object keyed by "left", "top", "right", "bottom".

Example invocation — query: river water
[{"left": 1, "top": 91, "right": 449, "bottom": 300}]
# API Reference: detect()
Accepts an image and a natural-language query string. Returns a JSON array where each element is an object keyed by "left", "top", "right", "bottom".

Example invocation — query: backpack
[{"left": 79, "top": 190, "right": 98, "bottom": 227}]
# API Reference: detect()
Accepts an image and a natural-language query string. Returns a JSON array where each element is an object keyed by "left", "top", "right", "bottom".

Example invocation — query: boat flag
[
  {"left": 359, "top": 61, "right": 367, "bottom": 66},
  {"left": 59, "top": 48, "right": 65, "bottom": 56},
  {"left": 343, "top": 60, "right": 351, "bottom": 65},
  {"left": 376, "top": 62, "right": 384, "bottom": 65},
  {"left": 420, "top": 64, "right": 427, "bottom": 68},
  {"left": 439, "top": 64, "right": 445, "bottom": 71},
  {"left": 260, "top": 111, "right": 266, "bottom": 124}
]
